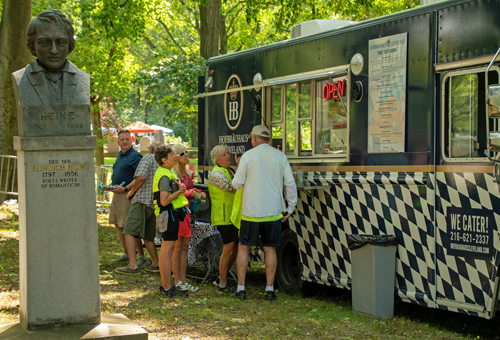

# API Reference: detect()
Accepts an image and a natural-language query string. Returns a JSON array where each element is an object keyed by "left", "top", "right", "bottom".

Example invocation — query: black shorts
[
  {"left": 161, "top": 218, "right": 179, "bottom": 241},
  {"left": 239, "top": 219, "right": 283, "bottom": 247},
  {"left": 216, "top": 224, "right": 239, "bottom": 244}
]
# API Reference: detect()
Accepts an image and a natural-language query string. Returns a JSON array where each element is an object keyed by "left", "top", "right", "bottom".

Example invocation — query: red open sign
[{"left": 322, "top": 80, "right": 345, "bottom": 101}]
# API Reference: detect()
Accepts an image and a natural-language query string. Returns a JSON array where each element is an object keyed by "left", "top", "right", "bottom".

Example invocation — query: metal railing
[
  {"left": 95, "top": 164, "right": 113, "bottom": 213},
  {"left": 0, "top": 155, "right": 17, "bottom": 196}
]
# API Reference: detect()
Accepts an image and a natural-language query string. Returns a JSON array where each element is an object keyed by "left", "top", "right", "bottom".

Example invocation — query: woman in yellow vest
[
  {"left": 208, "top": 145, "right": 239, "bottom": 293},
  {"left": 153, "top": 145, "right": 190, "bottom": 298}
]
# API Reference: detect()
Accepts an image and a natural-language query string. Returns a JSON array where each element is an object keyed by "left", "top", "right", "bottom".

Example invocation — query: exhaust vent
[{"left": 290, "top": 19, "right": 355, "bottom": 39}]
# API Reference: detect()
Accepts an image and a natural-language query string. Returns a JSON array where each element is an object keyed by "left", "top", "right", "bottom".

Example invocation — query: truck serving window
[
  {"left": 441, "top": 66, "right": 499, "bottom": 161},
  {"left": 266, "top": 67, "right": 349, "bottom": 160}
]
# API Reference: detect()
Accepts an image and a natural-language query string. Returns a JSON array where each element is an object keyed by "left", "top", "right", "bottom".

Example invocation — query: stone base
[{"left": 0, "top": 314, "right": 147, "bottom": 339}]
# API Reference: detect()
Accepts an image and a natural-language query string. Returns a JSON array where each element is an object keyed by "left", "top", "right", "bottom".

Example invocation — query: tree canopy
[{"left": 0, "top": 0, "right": 420, "bottom": 163}]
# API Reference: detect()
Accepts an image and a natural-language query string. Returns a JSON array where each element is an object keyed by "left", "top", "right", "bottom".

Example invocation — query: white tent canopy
[{"left": 149, "top": 124, "right": 173, "bottom": 134}]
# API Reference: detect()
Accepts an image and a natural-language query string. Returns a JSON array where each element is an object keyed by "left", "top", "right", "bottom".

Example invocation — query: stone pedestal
[
  {"left": 0, "top": 314, "right": 148, "bottom": 339},
  {"left": 13, "top": 136, "right": 100, "bottom": 330}
]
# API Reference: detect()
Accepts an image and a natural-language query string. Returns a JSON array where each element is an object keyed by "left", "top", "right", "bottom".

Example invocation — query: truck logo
[{"left": 224, "top": 74, "right": 244, "bottom": 130}]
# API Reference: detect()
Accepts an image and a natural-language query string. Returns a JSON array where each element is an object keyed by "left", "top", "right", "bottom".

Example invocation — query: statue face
[{"left": 34, "top": 24, "right": 69, "bottom": 71}]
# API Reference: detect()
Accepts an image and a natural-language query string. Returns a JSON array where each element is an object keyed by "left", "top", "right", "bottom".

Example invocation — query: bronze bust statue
[{"left": 11, "top": 9, "right": 90, "bottom": 137}]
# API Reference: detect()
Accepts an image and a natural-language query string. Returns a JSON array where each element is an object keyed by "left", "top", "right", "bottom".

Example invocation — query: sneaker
[
  {"left": 136, "top": 256, "right": 151, "bottom": 268},
  {"left": 169, "top": 286, "right": 189, "bottom": 298},
  {"left": 176, "top": 281, "right": 189, "bottom": 291},
  {"left": 264, "top": 290, "right": 277, "bottom": 301},
  {"left": 112, "top": 254, "right": 129, "bottom": 262},
  {"left": 159, "top": 286, "right": 170, "bottom": 298},
  {"left": 184, "top": 282, "right": 200, "bottom": 293},
  {"left": 115, "top": 265, "right": 139, "bottom": 275},
  {"left": 233, "top": 290, "right": 246, "bottom": 301},
  {"left": 212, "top": 277, "right": 220, "bottom": 287},
  {"left": 159, "top": 285, "right": 188, "bottom": 298},
  {"left": 217, "top": 283, "right": 233, "bottom": 294},
  {"left": 144, "top": 265, "right": 160, "bottom": 273}
]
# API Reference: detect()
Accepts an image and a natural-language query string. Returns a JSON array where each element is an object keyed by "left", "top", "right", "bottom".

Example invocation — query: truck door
[{"left": 434, "top": 65, "right": 500, "bottom": 318}]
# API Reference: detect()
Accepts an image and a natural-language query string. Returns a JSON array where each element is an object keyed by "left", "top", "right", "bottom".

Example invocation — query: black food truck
[{"left": 194, "top": 0, "right": 500, "bottom": 318}]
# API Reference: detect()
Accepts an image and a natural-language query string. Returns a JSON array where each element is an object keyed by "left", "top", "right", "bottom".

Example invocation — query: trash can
[{"left": 348, "top": 234, "right": 398, "bottom": 319}]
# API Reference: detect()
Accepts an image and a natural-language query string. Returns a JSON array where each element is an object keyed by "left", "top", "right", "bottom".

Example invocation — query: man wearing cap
[{"left": 231, "top": 125, "right": 297, "bottom": 301}]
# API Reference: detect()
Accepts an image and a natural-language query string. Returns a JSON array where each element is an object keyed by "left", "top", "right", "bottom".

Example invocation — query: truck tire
[{"left": 276, "top": 228, "right": 303, "bottom": 294}]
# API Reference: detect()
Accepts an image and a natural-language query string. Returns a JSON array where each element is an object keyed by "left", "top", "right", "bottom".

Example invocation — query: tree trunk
[
  {"left": 191, "top": 118, "right": 197, "bottom": 147},
  {"left": 91, "top": 98, "right": 105, "bottom": 166},
  {"left": 0, "top": 0, "right": 32, "bottom": 156},
  {"left": 144, "top": 90, "right": 148, "bottom": 124},
  {"left": 199, "top": 0, "right": 220, "bottom": 59},
  {"left": 219, "top": 13, "right": 228, "bottom": 55},
  {"left": 0, "top": 0, "right": 32, "bottom": 200}
]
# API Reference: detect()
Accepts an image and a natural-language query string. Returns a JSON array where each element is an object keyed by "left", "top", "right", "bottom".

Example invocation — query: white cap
[{"left": 248, "top": 125, "right": 270, "bottom": 138}]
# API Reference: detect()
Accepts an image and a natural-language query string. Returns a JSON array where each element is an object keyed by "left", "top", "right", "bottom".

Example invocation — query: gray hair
[
  {"left": 148, "top": 141, "right": 162, "bottom": 154},
  {"left": 210, "top": 145, "right": 230, "bottom": 166},
  {"left": 254, "top": 135, "right": 270, "bottom": 142},
  {"left": 27, "top": 9, "right": 75, "bottom": 57}
]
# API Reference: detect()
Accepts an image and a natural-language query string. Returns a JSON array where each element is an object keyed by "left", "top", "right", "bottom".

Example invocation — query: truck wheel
[{"left": 276, "top": 228, "right": 303, "bottom": 294}]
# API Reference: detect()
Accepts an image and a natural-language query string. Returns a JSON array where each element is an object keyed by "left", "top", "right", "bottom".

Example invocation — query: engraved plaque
[{"left": 22, "top": 105, "right": 91, "bottom": 137}]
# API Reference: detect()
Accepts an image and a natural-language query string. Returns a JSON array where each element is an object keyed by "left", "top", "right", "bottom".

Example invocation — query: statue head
[{"left": 26, "top": 9, "right": 76, "bottom": 71}]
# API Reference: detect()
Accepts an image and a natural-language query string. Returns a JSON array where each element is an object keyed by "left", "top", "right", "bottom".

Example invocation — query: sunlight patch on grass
[
  {"left": 0, "top": 231, "right": 18, "bottom": 239},
  {"left": 99, "top": 280, "right": 119, "bottom": 285}
]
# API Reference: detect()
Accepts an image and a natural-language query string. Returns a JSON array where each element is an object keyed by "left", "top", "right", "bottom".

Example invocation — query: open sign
[{"left": 322, "top": 80, "right": 346, "bottom": 101}]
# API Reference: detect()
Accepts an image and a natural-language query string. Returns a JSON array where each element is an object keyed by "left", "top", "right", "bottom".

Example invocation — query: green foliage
[
  {"left": 250, "top": 0, "right": 421, "bottom": 31},
  {"left": 164, "top": 134, "right": 187, "bottom": 147},
  {"left": 136, "top": 53, "right": 205, "bottom": 120}
]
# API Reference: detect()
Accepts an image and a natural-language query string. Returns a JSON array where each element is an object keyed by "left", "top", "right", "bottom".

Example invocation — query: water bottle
[{"left": 296, "top": 167, "right": 304, "bottom": 186}]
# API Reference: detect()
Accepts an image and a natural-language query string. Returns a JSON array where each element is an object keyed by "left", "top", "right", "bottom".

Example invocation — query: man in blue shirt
[{"left": 109, "top": 130, "right": 143, "bottom": 262}]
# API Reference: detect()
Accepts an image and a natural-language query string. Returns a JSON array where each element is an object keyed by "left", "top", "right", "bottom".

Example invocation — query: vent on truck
[
  {"left": 291, "top": 24, "right": 301, "bottom": 39},
  {"left": 290, "top": 19, "right": 355, "bottom": 39}
]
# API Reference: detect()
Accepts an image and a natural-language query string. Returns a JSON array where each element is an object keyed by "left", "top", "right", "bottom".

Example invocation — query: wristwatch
[{"left": 124, "top": 187, "right": 129, "bottom": 193}]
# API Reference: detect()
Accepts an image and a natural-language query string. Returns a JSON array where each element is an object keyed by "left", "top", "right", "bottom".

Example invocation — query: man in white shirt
[{"left": 232, "top": 125, "right": 297, "bottom": 301}]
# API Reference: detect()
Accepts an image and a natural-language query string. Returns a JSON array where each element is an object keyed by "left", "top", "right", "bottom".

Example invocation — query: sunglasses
[{"left": 179, "top": 151, "right": 187, "bottom": 157}]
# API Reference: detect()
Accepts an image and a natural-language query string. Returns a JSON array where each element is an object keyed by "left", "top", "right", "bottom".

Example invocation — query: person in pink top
[{"left": 171, "top": 144, "right": 206, "bottom": 293}]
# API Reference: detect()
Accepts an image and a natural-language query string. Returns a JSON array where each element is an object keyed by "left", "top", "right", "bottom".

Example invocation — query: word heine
[
  {"left": 40, "top": 110, "right": 75, "bottom": 120},
  {"left": 450, "top": 214, "right": 488, "bottom": 233}
]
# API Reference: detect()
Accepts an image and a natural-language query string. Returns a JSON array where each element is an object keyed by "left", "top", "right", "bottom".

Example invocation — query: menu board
[{"left": 368, "top": 33, "right": 407, "bottom": 153}]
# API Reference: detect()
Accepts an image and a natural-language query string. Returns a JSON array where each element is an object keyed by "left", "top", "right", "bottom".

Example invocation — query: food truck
[{"left": 195, "top": 0, "right": 500, "bottom": 318}]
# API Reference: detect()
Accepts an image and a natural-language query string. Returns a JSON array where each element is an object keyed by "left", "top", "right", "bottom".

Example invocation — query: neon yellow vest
[
  {"left": 208, "top": 165, "right": 235, "bottom": 226},
  {"left": 153, "top": 166, "right": 189, "bottom": 216}
]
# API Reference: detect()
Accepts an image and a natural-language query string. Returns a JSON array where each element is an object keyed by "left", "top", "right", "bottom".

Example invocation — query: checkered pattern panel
[
  {"left": 289, "top": 171, "right": 436, "bottom": 307},
  {"left": 435, "top": 172, "right": 500, "bottom": 318}
]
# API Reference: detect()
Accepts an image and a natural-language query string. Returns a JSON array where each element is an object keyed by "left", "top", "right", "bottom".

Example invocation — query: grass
[
  {"left": 104, "top": 157, "right": 116, "bottom": 166},
  {"left": 1, "top": 204, "right": 500, "bottom": 339}
]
